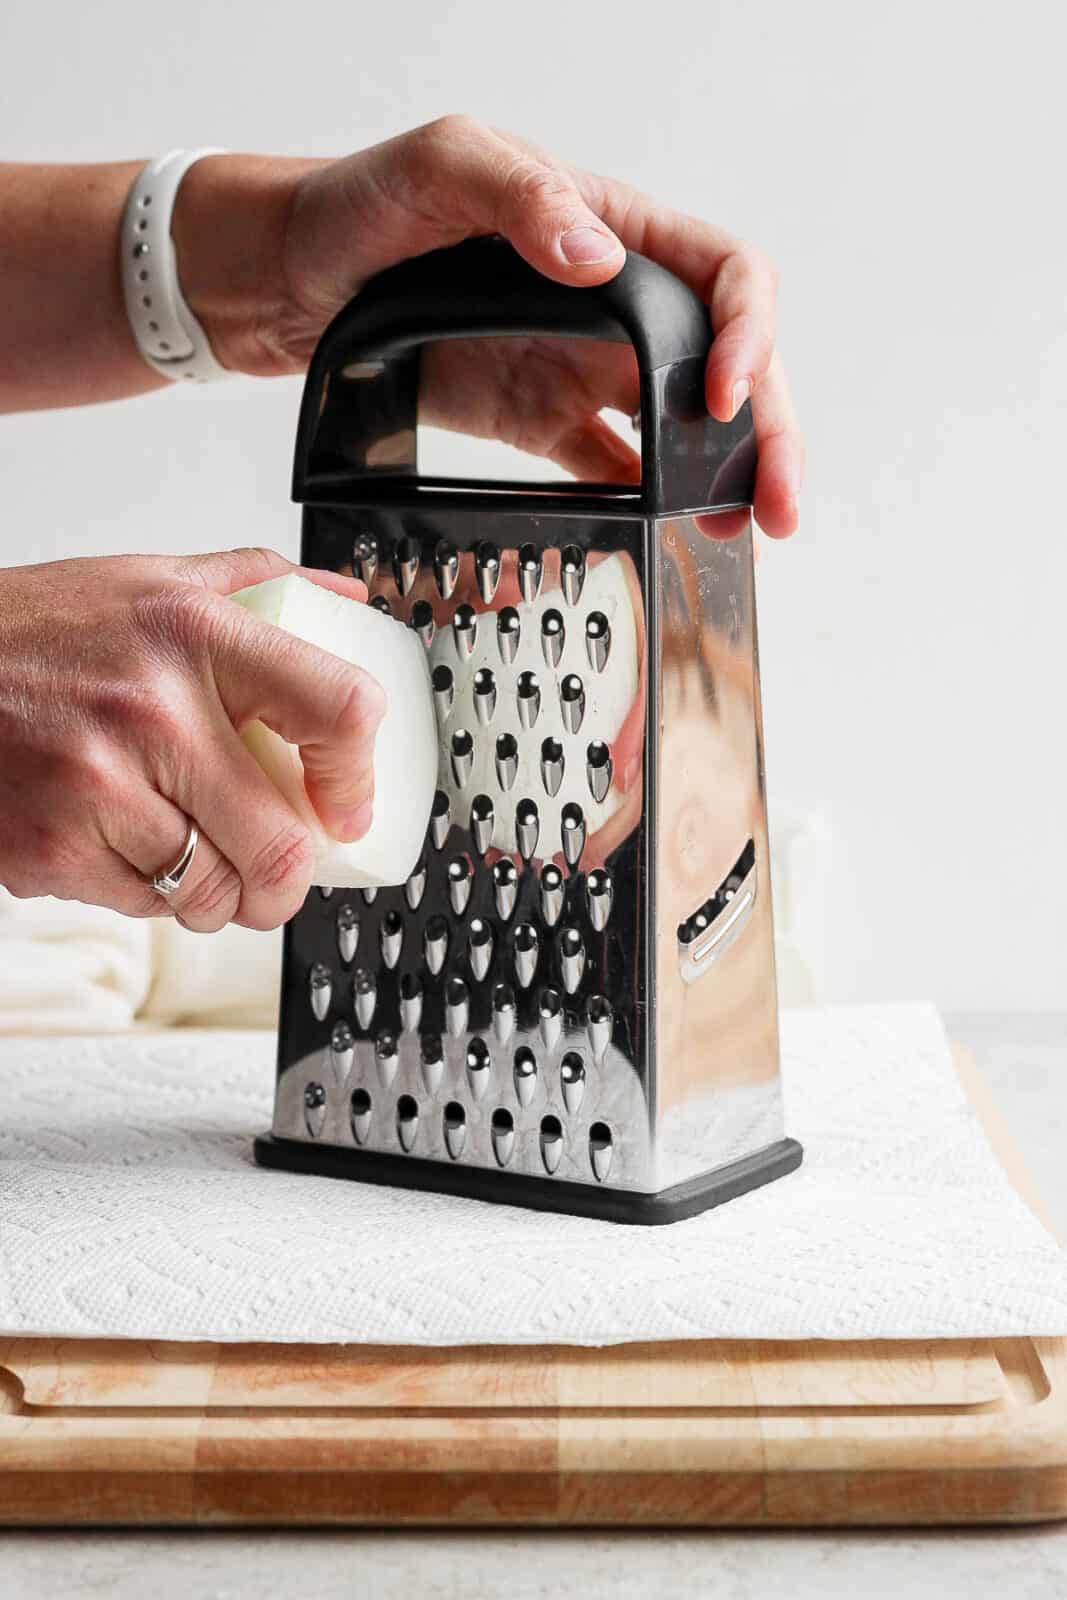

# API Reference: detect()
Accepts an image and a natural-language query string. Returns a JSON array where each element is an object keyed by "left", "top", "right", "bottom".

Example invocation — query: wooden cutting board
[{"left": 1, "top": 1048, "right": 1064, "bottom": 1527}]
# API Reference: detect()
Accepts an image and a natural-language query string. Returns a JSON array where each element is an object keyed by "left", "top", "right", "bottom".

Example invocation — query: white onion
[{"left": 231, "top": 574, "right": 436, "bottom": 889}]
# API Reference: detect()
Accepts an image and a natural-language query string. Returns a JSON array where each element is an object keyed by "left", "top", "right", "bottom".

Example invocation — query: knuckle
[
  {"left": 178, "top": 857, "right": 242, "bottom": 924},
  {"left": 23, "top": 826, "right": 77, "bottom": 893},
  {"left": 734, "top": 240, "right": 778, "bottom": 294},
  {"left": 424, "top": 112, "right": 484, "bottom": 148},
  {"left": 243, "top": 824, "right": 314, "bottom": 923},
  {"left": 501, "top": 155, "right": 573, "bottom": 216},
  {"left": 173, "top": 546, "right": 283, "bottom": 588},
  {"left": 221, "top": 545, "right": 283, "bottom": 585},
  {"left": 131, "top": 583, "right": 220, "bottom": 656},
  {"left": 131, "top": 883, "right": 172, "bottom": 918},
  {"left": 334, "top": 671, "right": 386, "bottom": 741},
  {"left": 403, "top": 114, "right": 484, "bottom": 184},
  {"left": 86, "top": 671, "right": 186, "bottom": 749},
  {"left": 49, "top": 733, "right": 117, "bottom": 807}
]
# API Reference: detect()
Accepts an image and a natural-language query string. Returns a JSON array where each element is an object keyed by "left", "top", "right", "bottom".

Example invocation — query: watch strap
[{"left": 119, "top": 149, "right": 230, "bottom": 384}]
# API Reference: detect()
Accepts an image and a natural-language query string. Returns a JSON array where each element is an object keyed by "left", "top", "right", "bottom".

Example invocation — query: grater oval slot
[
  {"left": 465, "top": 1037, "right": 492, "bottom": 1099},
  {"left": 450, "top": 729, "right": 474, "bottom": 788},
  {"left": 539, "top": 1113, "right": 564, "bottom": 1174},
  {"left": 518, "top": 543, "right": 543, "bottom": 602},
  {"left": 473, "top": 666, "right": 497, "bottom": 726},
  {"left": 475, "top": 541, "right": 501, "bottom": 604},
  {"left": 421, "top": 1034, "right": 445, "bottom": 1093},
  {"left": 513, "top": 1046, "right": 538, "bottom": 1107},
  {"left": 516, "top": 671, "right": 541, "bottom": 730},
  {"left": 349, "top": 1086, "right": 372, "bottom": 1145},
  {"left": 396, "top": 1093, "right": 419, "bottom": 1152},
  {"left": 429, "top": 789, "right": 451, "bottom": 850},
  {"left": 432, "top": 664, "right": 455, "bottom": 719},
  {"left": 336, "top": 903, "right": 359, "bottom": 964},
  {"left": 589, "top": 1121, "right": 614, "bottom": 1182},
  {"left": 434, "top": 541, "right": 459, "bottom": 599},
  {"left": 494, "top": 733, "right": 519, "bottom": 792},
  {"left": 411, "top": 599, "right": 435, "bottom": 647},
  {"left": 453, "top": 603, "right": 478, "bottom": 657},
  {"left": 352, "top": 533, "right": 378, "bottom": 587},
  {"left": 541, "top": 608, "right": 565, "bottom": 668},
  {"left": 497, "top": 607, "right": 521, "bottom": 664},
  {"left": 677, "top": 838, "right": 756, "bottom": 985},
  {"left": 443, "top": 1100, "right": 467, "bottom": 1159},
  {"left": 392, "top": 535, "right": 420, "bottom": 596},
  {"left": 303, "top": 1081, "right": 327, "bottom": 1139}
]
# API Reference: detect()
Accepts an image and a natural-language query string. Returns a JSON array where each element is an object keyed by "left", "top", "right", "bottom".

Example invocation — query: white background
[{"left": 0, "top": 0, "right": 1063, "bottom": 1010}]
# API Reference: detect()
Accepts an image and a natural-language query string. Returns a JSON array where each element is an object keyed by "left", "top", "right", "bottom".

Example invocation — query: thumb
[
  {"left": 458, "top": 120, "right": 625, "bottom": 284},
  {"left": 493, "top": 156, "right": 626, "bottom": 283},
  {"left": 372, "top": 117, "right": 626, "bottom": 286}
]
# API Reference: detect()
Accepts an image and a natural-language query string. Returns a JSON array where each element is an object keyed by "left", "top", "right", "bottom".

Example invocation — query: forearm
[
  {"left": 0, "top": 162, "right": 160, "bottom": 411},
  {"left": 0, "top": 155, "right": 315, "bottom": 413}
]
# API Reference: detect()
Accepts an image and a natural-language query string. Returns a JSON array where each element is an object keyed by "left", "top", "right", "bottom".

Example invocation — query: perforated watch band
[{"left": 119, "top": 149, "right": 230, "bottom": 384}]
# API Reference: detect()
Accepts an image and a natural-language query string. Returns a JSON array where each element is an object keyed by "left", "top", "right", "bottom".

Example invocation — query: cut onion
[{"left": 231, "top": 574, "right": 436, "bottom": 889}]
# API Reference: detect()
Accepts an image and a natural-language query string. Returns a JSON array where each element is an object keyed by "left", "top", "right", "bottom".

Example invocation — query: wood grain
[{"left": 0, "top": 1045, "right": 1064, "bottom": 1527}]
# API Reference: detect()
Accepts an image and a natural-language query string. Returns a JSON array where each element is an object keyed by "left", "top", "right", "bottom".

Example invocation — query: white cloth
[
  {"left": 0, "top": 1004, "right": 1063, "bottom": 1345},
  {"left": 0, "top": 887, "right": 282, "bottom": 1031}
]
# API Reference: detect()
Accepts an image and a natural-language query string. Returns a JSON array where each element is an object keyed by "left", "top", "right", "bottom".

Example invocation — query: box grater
[{"left": 254, "top": 238, "right": 803, "bottom": 1222}]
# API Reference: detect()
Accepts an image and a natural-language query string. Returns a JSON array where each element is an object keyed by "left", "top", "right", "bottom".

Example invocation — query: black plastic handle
[
  {"left": 292, "top": 237, "right": 755, "bottom": 516},
  {"left": 307, "top": 235, "right": 710, "bottom": 374}
]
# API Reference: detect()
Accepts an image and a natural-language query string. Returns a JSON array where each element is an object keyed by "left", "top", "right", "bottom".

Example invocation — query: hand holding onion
[{"left": 0, "top": 548, "right": 390, "bottom": 931}]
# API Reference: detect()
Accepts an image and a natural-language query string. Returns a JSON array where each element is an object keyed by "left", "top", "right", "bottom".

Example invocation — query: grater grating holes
[
  {"left": 466, "top": 1037, "right": 491, "bottom": 1099},
  {"left": 539, "top": 1113, "right": 564, "bottom": 1174},
  {"left": 350, "top": 1086, "right": 372, "bottom": 1144}
]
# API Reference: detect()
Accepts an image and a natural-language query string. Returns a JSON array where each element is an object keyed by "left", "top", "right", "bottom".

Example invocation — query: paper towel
[{"left": 1, "top": 1004, "right": 1064, "bottom": 1344}]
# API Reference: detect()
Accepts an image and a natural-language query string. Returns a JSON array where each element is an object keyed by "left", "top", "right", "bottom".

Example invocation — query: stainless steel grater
[{"left": 254, "top": 238, "right": 802, "bottom": 1222}]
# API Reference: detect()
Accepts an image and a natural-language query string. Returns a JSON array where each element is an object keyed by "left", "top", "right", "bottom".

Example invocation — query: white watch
[{"left": 119, "top": 149, "right": 230, "bottom": 384}]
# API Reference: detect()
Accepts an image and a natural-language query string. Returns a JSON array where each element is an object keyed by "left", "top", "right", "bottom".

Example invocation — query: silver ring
[{"left": 150, "top": 821, "right": 200, "bottom": 898}]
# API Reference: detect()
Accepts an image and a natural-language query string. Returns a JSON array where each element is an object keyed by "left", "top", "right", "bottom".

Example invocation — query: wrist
[{"left": 170, "top": 153, "right": 324, "bottom": 377}]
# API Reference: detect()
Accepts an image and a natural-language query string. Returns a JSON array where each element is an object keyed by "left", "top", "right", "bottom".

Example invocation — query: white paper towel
[{"left": 1, "top": 1004, "right": 1064, "bottom": 1344}]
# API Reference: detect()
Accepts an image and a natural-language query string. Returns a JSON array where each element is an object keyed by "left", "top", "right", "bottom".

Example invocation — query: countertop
[{"left": 2, "top": 1009, "right": 1065, "bottom": 1599}]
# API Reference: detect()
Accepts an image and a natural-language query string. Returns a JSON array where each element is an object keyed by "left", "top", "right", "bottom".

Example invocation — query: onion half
[{"left": 232, "top": 574, "right": 436, "bottom": 888}]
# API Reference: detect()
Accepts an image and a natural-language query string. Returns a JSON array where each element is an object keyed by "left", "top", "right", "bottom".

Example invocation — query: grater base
[{"left": 253, "top": 1133, "right": 803, "bottom": 1226}]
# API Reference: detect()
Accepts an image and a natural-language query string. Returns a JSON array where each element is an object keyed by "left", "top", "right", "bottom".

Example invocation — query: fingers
[
  {"left": 104, "top": 687, "right": 319, "bottom": 932},
  {"left": 201, "top": 601, "right": 385, "bottom": 844},
  {"left": 171, "top": 544, "right": 367, "bottom": 603},
  {"left": 150, "top": 709, "right": 319, "bottom": 930},
  {"left": 102, "top": 786, "right": 244, "bottom": 933},
  {"left": 541, "top": 165, "right": 803, "bottom": 530},
  {"left": 749, "top": 351, "right": 804, "bottom": 539},
  {"left": 547, "top": 415, "right": 642, "bottom": 484},
  {"left": 703, "top": 247, "right": 778, "bottom": 423}
]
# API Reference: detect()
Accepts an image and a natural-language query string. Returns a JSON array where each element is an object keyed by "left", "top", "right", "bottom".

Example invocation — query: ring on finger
[{"left": 149, "top": 819, "right": 199, "bottom": 897}]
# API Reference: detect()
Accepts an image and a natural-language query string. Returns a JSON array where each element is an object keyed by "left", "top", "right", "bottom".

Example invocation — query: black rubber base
[{"left": 253, "top": 1134, "right": 803, "bottom": 1225}]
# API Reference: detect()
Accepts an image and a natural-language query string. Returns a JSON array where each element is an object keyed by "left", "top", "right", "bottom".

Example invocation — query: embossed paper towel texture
[{"left": 1, "top": 1004, "right": 1065, "bottom": 1343}]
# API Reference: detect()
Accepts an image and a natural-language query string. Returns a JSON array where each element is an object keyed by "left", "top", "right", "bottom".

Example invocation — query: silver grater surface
[
  {"left": 257, "top": 236, "right": 802, "bottom": 1222},
  {"left": 273, "top": 525, "right": 654, "bottom": 1190}
]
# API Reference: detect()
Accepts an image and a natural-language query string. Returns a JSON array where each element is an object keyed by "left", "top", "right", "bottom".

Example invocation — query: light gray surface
[{"left": 1, "top": 1010, "right": 1064, "bottom": 1598}]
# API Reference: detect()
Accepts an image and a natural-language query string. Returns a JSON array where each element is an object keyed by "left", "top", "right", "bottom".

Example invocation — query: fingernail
[
  {"left": 730, "top": 378, "right": 751, "bottom": 419},
  {"left": 560, "top": 226, "right": 621, "bottom": 265},
  {"left": 336, "top": 797, "right": 374, "bottom": 842}
]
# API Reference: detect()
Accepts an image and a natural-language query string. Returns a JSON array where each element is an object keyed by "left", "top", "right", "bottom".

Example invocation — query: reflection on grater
[{"left": 255, "top": 238, "right": 802, "bottom": 1223}]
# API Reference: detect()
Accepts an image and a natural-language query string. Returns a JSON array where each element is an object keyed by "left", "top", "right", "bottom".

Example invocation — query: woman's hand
[
  {"left": 172, "top": 117, "right": 803, "bottom": 537},
  {"left": 0, "top": 550, "right": 380, "bottom": 930}
]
